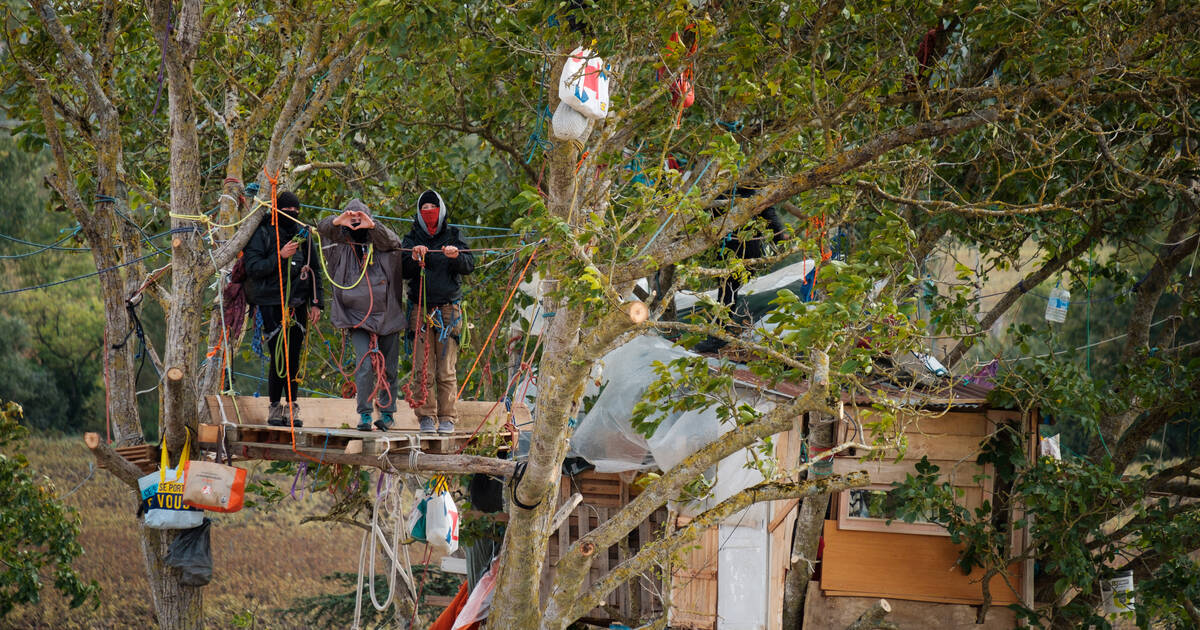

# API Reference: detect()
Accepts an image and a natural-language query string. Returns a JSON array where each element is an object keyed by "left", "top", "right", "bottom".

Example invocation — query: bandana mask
[{"left": 420, "top": 205, "right": 440, "bottom": 234}]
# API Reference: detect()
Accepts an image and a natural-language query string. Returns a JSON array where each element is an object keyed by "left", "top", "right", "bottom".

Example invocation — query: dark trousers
[
  {"left": 350, "top": 329, "right": 400, "bottom": 415},
  {"left": 259, "top": 305, "right": 308, "bottom": 405}
]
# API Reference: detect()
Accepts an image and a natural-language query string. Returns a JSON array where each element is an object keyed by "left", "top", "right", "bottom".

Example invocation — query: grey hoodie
[{"left": 316, "top": 199, "right": 406, "bottom": 335}]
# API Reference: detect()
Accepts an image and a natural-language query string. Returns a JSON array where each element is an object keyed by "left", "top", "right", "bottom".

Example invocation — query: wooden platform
[{"left": 205, "top": 395, "right": 531, "bottom": 457}]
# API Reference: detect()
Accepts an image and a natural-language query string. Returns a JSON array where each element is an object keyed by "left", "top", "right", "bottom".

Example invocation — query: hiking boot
[
  {"left": 437, "top": 418, "right": 455, "bottom": 435},
  {"left": 418, "top": 416, "right": 437, "bottom": 434},
  {"left": 285, "top": 402, "right": 302, "bottom": 428},
  {"left": 375, "top": 413, "right": 395, "bottom": 432},
  {"left": 266, "top": 402, "right": 285, "bottom": 426},
  {"left": 356, "top": 413, "right": 374, "bottom": 432}
]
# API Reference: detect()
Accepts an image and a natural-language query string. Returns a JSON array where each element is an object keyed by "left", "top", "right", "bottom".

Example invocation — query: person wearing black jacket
[
  {"left": 242, "top": 191, "right": 324, "bottom": 427},
  {"left": 401, "top": 190, "right": 475, "bottom": 434}
]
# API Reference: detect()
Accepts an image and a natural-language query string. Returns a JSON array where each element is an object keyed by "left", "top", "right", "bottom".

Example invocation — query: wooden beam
[
  {"left": 83, "top": 432, "right": 145, "bottom": 489},
  {"left": 845, "top": 599, "right": 894, "bottom": 630},
  {"left": 236, "top": 444, "right": 516, "bottom": 476}
]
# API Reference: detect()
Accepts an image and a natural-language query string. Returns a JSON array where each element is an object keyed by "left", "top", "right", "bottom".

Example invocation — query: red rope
[{"left": 402, "top": 261, "right": 431, "bottom": 410}]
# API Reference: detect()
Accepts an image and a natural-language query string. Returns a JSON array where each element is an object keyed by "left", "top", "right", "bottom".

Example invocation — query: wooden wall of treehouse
[{"left": 819, "top": 404, "right": 1033, "bottom": 608}]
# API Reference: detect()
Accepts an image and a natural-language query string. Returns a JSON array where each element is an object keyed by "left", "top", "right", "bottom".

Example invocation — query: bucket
[
  {"left": 1100, "top": 570, "right": 1134, "bottom": 613},
  {"left": 809, "top": 447, "right": 834, "bottom": 477}
]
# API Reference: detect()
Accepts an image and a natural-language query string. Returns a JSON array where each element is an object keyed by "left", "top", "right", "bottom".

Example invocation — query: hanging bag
[
  {"left": 424, "top": 488, "right": 460, "bottom": 554},
  {"left": 138, "top": 433, "right": 205, "bottom": 529},
  {"left": 183, "top": 460, "right": 248, "bottom": 513},
  {"left": 558, "top": 47, "right": 610, "bottom": 120}
]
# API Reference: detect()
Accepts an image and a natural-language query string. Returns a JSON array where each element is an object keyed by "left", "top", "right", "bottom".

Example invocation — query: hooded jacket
[
  {"left": 316, "top": 199, "right": 406, "bottom": 335},
  {"left": 243, "top": 211, "right": 324, "bottom": 310},
  {"left": 401, "top": 190, "right": 475, "bottom": 307}
]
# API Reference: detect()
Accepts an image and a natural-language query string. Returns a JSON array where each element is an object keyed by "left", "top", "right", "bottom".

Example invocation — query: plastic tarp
[
  {"left": 674, "top": 258, "right": 815, "bottom": 316},
  {"left": 571, "top": 335, "right": 722, "bottom": 473}
]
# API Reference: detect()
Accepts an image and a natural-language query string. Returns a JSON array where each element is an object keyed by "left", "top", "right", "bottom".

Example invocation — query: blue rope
[
  {"left": 0, "top": 252, "right": 161, "bottom": 296},
  {"left": 230, "top": 370, "right": 340, "bottom": 398},
  {"left": 0, "top": 227, "right": 85, "bottom": 258},
  {"left": 298, "top": 203, "right": 515, "bottom": 232},
  {"left": 716, "top": 119, "right": 744, "bottom": 132}
]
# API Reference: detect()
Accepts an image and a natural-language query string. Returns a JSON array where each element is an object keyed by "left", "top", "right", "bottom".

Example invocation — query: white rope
[{"left": 353, "top": 472, "right": 418, "bottom": 629}]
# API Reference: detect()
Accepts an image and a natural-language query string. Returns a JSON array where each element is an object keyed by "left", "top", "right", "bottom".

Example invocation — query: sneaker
[
  {"left": 418, "top": 416, "right": 437, "bottom": 434},
  {"left": 375, "top": 413, "right": 395, "bottom": 432},
  {"left": 437, "top": 418, "right": 455, "bottom": 435},
  {"left": 356, "top": 413, "right": 374, "bottom": 432},
  {"left": 266, "top": 402, "right": 285, "bottom": 426}
]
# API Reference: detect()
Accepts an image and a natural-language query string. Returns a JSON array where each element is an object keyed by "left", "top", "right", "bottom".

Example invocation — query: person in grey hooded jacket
[{"left": 316, "top": 199, "right": 406, "bottom": 431}]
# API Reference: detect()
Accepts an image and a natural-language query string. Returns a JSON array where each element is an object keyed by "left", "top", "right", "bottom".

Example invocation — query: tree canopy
[{"left": 1, "top": 0, "right": 1197, "bottom": 628}]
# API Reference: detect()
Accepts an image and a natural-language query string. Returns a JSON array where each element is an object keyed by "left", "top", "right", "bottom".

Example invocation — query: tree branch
[
  {"left": 561, "top": 473, "right": 870, "bottom": 624},
  {"left": 943, "top": 219, "right": 1105, "bottom": 368}
]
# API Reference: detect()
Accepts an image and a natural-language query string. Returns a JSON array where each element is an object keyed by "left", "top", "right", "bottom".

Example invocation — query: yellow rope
[
  {"left": 176, "top": 196, "right": 375, "bottom": 290},
  {"left": 311, "top": 226, "right": 373, "bottom": 290},
  {"left": 170, "top": 197, "right": 268, "bottom": 230}
]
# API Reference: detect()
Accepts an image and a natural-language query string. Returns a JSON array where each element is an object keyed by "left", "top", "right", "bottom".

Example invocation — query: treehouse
[{"left": 555, "top": 334, "right": 1037, "bottom": 630}]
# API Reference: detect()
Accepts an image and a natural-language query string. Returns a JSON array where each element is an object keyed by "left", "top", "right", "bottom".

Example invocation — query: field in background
[{"left": 9, "top": 434, "right": 366, "bottom": 629}]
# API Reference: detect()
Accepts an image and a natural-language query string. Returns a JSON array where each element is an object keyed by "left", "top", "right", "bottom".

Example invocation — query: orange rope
[
  {"left": 264, "top": 166, "right": 320, "bottom": 465},
  {"left": 456, "top": 245, "right": 540, "bottom": 400}
]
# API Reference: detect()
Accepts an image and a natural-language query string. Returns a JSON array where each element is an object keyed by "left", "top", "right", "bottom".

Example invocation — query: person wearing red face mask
[{"left": 401, "top": 190, "right": 476, "bottom": 434}]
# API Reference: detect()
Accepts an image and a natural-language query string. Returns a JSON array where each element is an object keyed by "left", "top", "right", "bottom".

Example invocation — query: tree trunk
[
  {"left": 140, "top": 526, "right": 204, "bottom": 630},
  {"left": 782, "top": 350, "right": 835, "bottom": 629}
]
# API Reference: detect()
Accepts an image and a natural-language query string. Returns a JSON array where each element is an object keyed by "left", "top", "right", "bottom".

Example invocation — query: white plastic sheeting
[{"left": 571, "top": 335, "right": 722, "bottom": 473}]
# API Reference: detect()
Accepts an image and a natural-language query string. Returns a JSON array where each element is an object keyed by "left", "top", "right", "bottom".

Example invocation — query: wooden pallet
[
  {"left": 96, "top": 443, "right": 157, "bottom": 474},
  {"left": 204, "top": 395, "right": 530, "bottom": 432},
  {"left": 226, "top": 424, "right": 511, "bottom": 457}
]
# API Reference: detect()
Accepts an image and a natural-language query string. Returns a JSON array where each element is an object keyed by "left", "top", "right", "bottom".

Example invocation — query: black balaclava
[{"left": 275, "top": 190, "right": 301, "bottom": 237}]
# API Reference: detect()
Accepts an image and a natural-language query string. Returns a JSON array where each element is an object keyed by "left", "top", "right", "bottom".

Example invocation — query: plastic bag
[
  {"left": 409, "top": 490, "right": 428, "bottom": 542},
  {"left": 139, "top": 433, "right": 205, "bottom": 530},
  {"left": 551, "top": 101, "right": 590, "bottom": 142},
  {"left": 425, "top": 490, "right": 460, "bottom": 554},
  {"left": 558, "top": 47, "right": 610, "bottom": 120},
  {"left": 165, "top": 518, "right": 213, "bottom": 586}
]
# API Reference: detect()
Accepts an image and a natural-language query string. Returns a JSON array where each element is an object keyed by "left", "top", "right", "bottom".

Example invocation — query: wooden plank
[
  {"left": 896, "top": 434, "right": 982, "bottom": 461},
  {"left": 769, "top": 500, "right": 797, "bottom": 630},
  {"left": 832, "top": 458, "right": 987, "bottom": 487},
  {"left": 768, "top": 499, "right": 799, "bottom": 533},
  {"left": 205, "top": 395, "right": 530, "bottom": 432},
  {"left": 670, "top": 524, "right": 719, "bottom": 629},
  {"left": 804, "top": 581, "right": 1018, "bottom": 629},
  {"left": 820, "top": 521, "right": 1022, "bottom": 605},
  {"left": 848, "top": 408, "right": 990, "bottom": 437},
  {"left": 576, "top": 479, "right": 622, "bottom": 496}
]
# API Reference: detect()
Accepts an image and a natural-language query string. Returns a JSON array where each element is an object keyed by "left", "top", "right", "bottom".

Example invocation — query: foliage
[
  {"left": 0, "top": 400, "right": 97, "bottom": 617},
  {"left": 1, "top": 0, "right": 1198, "bottom": 627},
  {"left": 890, "top": 430, "right": 1200, "bottom": 628}
]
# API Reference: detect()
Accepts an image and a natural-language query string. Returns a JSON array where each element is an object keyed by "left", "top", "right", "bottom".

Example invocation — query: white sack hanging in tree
[
  {"left": 558, "top": 47, "right": 610, "bottom": 120},
  {"left": 551, "top": 101, "right": 589, "bottom": 142}
]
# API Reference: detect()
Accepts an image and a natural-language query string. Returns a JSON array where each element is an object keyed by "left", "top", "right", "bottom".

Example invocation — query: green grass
[{"left": 8, "top": 434, "right": 367, "bottom": 629}]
